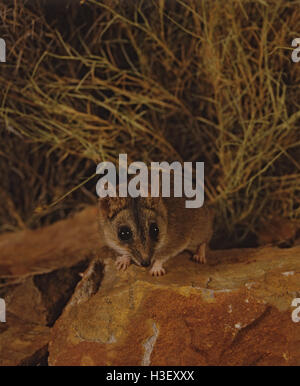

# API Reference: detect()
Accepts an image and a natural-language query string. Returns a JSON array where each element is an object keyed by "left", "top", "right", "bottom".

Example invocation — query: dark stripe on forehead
[{"left": 132, "top": 197, "right": 146, "bottom": 243}]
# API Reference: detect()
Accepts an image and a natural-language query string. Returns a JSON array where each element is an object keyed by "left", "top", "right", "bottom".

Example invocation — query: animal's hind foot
[{"left": 191, "top": 243, "right": 207, "bottom": 264}]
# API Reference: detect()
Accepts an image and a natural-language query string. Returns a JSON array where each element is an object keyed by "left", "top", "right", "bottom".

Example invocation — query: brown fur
[{"left": 98, "top": 187, "right": 214, "bottom": 275}]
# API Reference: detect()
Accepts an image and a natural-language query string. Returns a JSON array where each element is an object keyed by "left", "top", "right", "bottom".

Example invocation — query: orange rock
[
  {"left": 0, "top": 206, "right": 100, "bottom": 278},
  {"left": 48, "top": 246, "right": 300, "bottom": 366},
  {"left": 257, "top": 216, "right": 300, "bottom": 246},
  {"left": 0, "top": 312, "right": 50, "bottom": 366}
]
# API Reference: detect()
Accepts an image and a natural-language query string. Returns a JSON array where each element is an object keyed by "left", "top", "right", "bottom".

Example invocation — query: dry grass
[{"left": 0, "top": 0, "right": 300, "bottom": 246}]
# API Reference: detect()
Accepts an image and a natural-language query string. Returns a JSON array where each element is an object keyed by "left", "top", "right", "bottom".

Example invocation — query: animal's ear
[
  {"left": 98, "top": 182, "right": 119, "bottom": 218},
  {"left": 98, "top": 195, "right": 128, "bottom": 220},
  {"left": 98, "top": 196, "right": 110, "bottom": 217}
]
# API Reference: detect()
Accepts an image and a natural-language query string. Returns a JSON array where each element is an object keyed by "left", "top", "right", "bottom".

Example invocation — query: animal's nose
[{"left": 141, "top": 260, "right": 151, "bottom": 267}]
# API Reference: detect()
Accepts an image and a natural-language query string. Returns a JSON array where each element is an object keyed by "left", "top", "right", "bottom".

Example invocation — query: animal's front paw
[
  {"left": 150, "top": 261, "right": 166, "bottom": 276},
  {"left": 116, "top": 255, "right": 131, "bottom": 271}
]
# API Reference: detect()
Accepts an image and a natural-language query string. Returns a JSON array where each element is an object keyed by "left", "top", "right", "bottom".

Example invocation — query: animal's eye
[
  {"left": 149, "top": 223, "right": 159, "bottom": 241},
  {"left": 118, "top": 226, "right": 133, "bottom": 241}
]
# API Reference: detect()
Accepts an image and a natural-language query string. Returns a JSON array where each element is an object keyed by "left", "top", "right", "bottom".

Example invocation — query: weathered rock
[
  {"left": 0, "top": 206, "right": 100, "bottom": 279},
  {"left": 257, "top": 216, "right": 300, "bottom": 247},
  {"left": 4, "top": 260, "right": 89, "bottom": 326},
  {"left": 0, "top": 312, "right": 50, "bottom": 366},
  {"left": 0, "top": 205, "right": 101, "bottom": 366},
  {"left": 0, "top": 260, "right": 89, "bottom": 365},
  {"left": 48, "top": 246, "right": 300, "bottom": 366}
]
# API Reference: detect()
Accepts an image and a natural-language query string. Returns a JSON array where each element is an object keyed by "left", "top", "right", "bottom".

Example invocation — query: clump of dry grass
[{"left": 0, "top": 0, "right": 300, "bottom": 246}]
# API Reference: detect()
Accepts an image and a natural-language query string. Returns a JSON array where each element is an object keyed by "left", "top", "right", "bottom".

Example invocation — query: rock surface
[
  {"left": 0, "top": 260, "right": 89, "bottom": 365},
  {"left": 0, "top": 312, "right": 50, "bottom": 366},
  {"left": 0, "top": 205, "right": 102, "bottom": 365},
  {"left": 49, "top": 245, "right": 300, "bottom": 366},
  {"left": 0, "top": 206, "right": 100, "bottom": 279}
]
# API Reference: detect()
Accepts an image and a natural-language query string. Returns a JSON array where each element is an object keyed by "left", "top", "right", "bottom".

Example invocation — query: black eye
[
  {"left": 118, "top": 226, "right": 133, "bottom": 241},
  {"left": 149, "top": 223, "right": 159, "bottom": 241}
]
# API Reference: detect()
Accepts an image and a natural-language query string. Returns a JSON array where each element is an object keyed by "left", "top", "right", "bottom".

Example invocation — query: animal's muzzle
[{"left": 141, "top": 260, "right": 151, "bottom": 267}]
